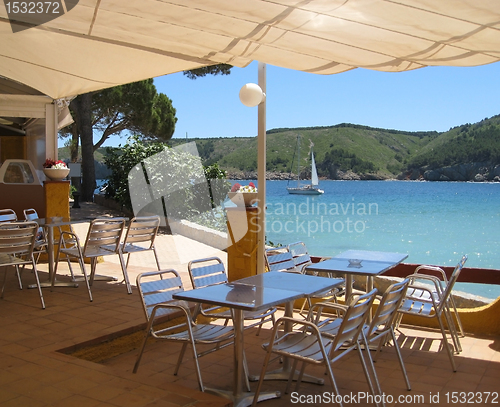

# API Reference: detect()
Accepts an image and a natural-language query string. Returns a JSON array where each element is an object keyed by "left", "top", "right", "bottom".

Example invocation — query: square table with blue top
[
  {"left": 173, "top": 271, "right": 344, "bottom": 407},
  {"left": 305, "top": 249, "right": 408, "bottom": 301}
]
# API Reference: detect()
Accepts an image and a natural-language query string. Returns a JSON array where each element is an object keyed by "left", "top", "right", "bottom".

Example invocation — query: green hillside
[
  {"left": 406, "top": 114, "right": 500, "bottom": 170},
  {"left": 62, "top": 114, "right": 500, "bottom": 181},
  {"left": 170, "top": 124, "right": 438, "bottom": 178}
]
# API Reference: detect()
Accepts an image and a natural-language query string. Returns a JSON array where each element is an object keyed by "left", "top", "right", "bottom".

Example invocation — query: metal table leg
[
  {"left": 28, "top": 225, "right": 78, "bottom": 289},
  {"left": 205, "top": 309, "right": 280, "bottom": 407}
]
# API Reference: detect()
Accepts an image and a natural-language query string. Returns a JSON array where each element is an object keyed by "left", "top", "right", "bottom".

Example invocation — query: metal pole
[{"left": 257, "top": 62, "right": 266, "bottom": 274}]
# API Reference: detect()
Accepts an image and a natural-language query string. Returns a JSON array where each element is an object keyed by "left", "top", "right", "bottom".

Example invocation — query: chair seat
[
  {"left": 0, "top": 253, "right": 29, "bottom": 266},
  {"left": 317, "top": 317, "right": 343, "bottom": 337},
  {"left": 406, "top": 286, "right": 441, "bottom": 303},
  {"left": 120, "top": 243, "right": 152, "bottom": 254},
  {"left": 400, "top": 298, "right": 435, "bottom": 317},
  {"left": 165, "top": 323, "right": 234, "bottom": 342},
  {"left": 266, "top": 331, "right": 332, "bottom": 362},
  {"left": 60, "top": 246, "right": 116, "bottom": 258}
]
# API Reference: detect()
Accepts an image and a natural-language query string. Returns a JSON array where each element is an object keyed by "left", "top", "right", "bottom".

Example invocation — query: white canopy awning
[{"left": 1, "top": 0, "right": 500, "bottom": 99}]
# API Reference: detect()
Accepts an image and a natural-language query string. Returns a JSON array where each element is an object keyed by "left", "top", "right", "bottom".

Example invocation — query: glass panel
[{"left": 3, "top": 162, "right": 35, "bottom": 184}]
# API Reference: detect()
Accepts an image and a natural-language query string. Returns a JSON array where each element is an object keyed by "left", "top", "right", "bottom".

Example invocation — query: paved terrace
[{"left": 0, "top": 202, "right": 499, "bottom": 407}]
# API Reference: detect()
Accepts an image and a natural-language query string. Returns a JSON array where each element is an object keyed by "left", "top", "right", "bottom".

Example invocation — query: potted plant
[{"left": 43, "top": 159, "right": 70, "bottom": 181}]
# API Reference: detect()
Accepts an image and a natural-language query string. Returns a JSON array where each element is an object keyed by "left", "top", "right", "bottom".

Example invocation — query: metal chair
[
  {"left": 252, "top": 289, "right": 378, "bottom": 407},
  {"left": 288, "top": 241, "right": 343, "bottom": 311},
  {"left": 52, "top": 218, "right": 126, "bottom": 301},
  {"left": 24, "top": 208, "right": 82, "bottom": 280},
  {"left": 23, "top": 208, "right": 49, "bottom": 261},
  {"left": 266, "top": 246, "right": 338, "bottom": 316},
  {"left": 363, "top": 279, "right": 411, "bottom": 393},
  {"left": 0, "top": 221, "right": 45, "bottom": 309},
  {"left": 0, "top": 209, "right": 17, "bottom": 223},
  {"left": 117, "top": 216, "right": 161, "bottom": 292},
  {"left": 405, "top": 255, "right": 468, "bottom": 338},
  {"left": 398, "top": 255, "right": 468, "bottom": 371},
  {"left": 132, "top": 269, "right": 235, "bottom": 392},
  {"left": 265, "top": 247, "right": 302, "bottom": 273},
  {"left": 188, "top": 257, "right": 276, "bottom": 335}
]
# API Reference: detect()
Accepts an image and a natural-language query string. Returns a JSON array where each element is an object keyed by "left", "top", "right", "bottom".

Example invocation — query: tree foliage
[
  {"left": 407, "top": 117, "right": 500, "bottom": 170},
  {"left": 103, "top": 137, "right": 229, "bottom": 218},
  {"left": 60, "top": 79, "right": 177, "bottom": 201},
  {"left": 318, "top": 148, "right": 377, "bottom": 177},
  {"left": 183, "top": 64, "right": 232, "bottom": 80},
  {"left": 91, "top": 79, "right": 176, "bottom": 149}
]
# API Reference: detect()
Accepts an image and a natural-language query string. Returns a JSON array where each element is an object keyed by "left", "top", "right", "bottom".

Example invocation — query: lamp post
[{"left": 239, "top": 62, "right": 267, "bottom": 274}]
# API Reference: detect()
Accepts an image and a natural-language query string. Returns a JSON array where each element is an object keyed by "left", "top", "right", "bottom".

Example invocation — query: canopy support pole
[{"left": 257, "top": 62, "right": 266, "bottom": 274}]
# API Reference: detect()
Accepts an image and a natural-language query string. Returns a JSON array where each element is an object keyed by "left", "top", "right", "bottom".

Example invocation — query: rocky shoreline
[
  {"left": 228, "top": 162, "right": 500, "bottom": 182},
  {"left": 226, "top": 169, "right": 388, "bottom": 181},
  {"left": 398, "top": 162, "right": 500, "bottom": 182}
]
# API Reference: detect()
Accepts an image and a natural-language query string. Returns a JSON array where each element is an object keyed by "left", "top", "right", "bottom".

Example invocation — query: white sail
[
  {"left": 311, "top": 151, "right": 319, "bottom": 187},
  {"left": 287, "top": 137, "right": 324, "bottom": 195}
]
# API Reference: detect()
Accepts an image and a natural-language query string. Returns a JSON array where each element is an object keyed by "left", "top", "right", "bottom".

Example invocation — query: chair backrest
[
  {"left": 23, "top": 208, "right": 39, "bottom": 222},
  {"left": 288, "top": 241, "right": 312, "bottom": 271},
  {"left": 265, "top": 248, "right": 299, "bottom": 273},
  {"left": 0, "top": 221, "right": 37, "bottom": 258},
  {"left": 188, "top": 257, "right": 227, "bottom": 289},
  {"left": 83, "top": 218, "right": 125, "bottom": 254},
  {"left": 23, "top": 208, "right": 44, "bottom": 239},
  {"left": 440, "top": 254, "right": 468, "bottom": 305},
  {"left": 122, "top": 216, "right": 160, "bottom": 249},
  {"left": 366, "top": 279, "right": 409, "bottom": 338},
  {"left": 0, "top": 209, "right": 17, "bottom": 223},
  {"left": 136, "top": 269, "right": 185, "bottom": 320},
  {"left": 330, "top": 288, "right": 377, "bottom": 352}
]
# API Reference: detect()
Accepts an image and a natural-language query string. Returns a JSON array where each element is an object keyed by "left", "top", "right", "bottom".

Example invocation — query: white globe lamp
[{"left": 239, "top": 83, "right": 266, "bottom": 107}]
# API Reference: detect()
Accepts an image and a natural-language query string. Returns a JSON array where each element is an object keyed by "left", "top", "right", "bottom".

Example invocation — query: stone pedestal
[
  {"left": 44, "top": 180, "right": 70, "bottom": 218},
  {"left": 226, "top": 207, "right": 259, "bottom": 282},
  {"left": 43, "top": 181, "right": 70, "bottom": 255}
]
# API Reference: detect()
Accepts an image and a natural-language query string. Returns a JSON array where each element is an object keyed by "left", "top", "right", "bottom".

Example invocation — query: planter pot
[
  {"left": 228, "top": 192, "right": 258, "bottom": 207},
  {"left": 43, "top": 168, "right": 70, "bottom": 181}
]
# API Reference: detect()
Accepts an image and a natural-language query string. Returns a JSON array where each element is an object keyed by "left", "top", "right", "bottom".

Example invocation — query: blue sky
[{"left": 95, "top": 61, "right": 500, "bottom": 146}]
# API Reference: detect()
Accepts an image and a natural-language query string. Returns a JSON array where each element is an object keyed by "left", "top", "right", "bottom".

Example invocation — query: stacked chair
[
  {"left": 397, "top": 254, "right": 468, "bottom": 371},
  {"left": 288, "top": 241, "right": 343, "bottom": 307},
  {"left": 0, "top": 221, "right": 45, "bottom": 309},
  {"left": 265, "top": 244, "right": 339, "bottom": 317},
  {"left": 0, "top": 209, "right": 17, "bottom": 223}
]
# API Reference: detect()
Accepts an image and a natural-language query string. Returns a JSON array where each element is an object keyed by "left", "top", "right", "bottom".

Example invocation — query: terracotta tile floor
[
  {"left": 0, "top": 202, "right": 498, "bottom": 407},
  {"left": 2, "top": 257, "right": 499, "bottom": 407}
]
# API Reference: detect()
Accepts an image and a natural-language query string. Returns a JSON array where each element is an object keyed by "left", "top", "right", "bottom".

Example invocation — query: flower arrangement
[
  {"left": 43, "top": 159, "right": 68, "bottom": 169},
  {"left": 231, "top": 182, "right": 257, "bottom": 193},
  {"left": 228, "top": 182, "right": 258, "bottom": 207}
]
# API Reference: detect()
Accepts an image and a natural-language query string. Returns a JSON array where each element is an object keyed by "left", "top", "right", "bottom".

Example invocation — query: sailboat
[{"left": 287, "top": 136, "right": 324, "bottom": 195}]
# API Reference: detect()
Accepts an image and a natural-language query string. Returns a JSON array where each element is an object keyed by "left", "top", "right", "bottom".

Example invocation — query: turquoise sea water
[{"left": 259, "top": 180, "right": 500, "bottom": 300}]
